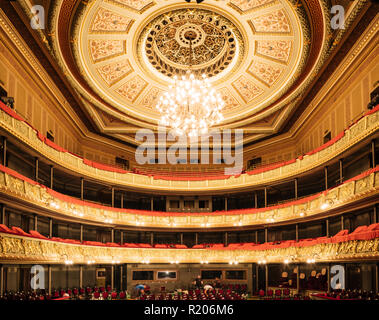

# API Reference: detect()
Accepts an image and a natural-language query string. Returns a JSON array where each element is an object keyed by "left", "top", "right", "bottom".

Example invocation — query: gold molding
[
  {"left": 0, "top": 233, "right": 377, "bottom": 264},
  {"left": 0, "top": 163, "right": 377, "bottom": 229},
  {"left": 0, "top": 106, "right": 378, "bottom": 193}
]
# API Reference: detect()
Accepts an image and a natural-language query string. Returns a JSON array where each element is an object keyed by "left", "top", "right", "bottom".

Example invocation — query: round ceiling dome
[
  {"left": 52, "top": 0, "right": 325, "bottom": 135},
  {"left": 138, "top": 8, "right": 244, "bottom": 79}
]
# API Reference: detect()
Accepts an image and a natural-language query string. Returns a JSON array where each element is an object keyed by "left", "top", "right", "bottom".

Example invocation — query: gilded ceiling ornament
[
  {"left": 89, "top": 39, "right": 126, "bottom": 62},
  {"left": 90, "top": 7, "right": 134, "bottom": 33},
  {"left": 255, "top": 40, "right": 292, "bottom": 63},
  {"left": 138, "top": 8, "right": 244, "bottom": 79},
  {"left": 250, "top": 9, "right": 291, "bottom": 33},
  {"left": 248, "top": 60, "right": 283, "bottom": 87},
  {"left": 96, "top": 60, "right": 133, "bottom": 86},
  {"left": 232, "top": 75, "right": 264, "bottom": 103},
  {"left": 109, "top": 0, "right": 155, "bottom": 12},
  {"left": 229, "top": 0, "right": 276, "bottom": 13}
]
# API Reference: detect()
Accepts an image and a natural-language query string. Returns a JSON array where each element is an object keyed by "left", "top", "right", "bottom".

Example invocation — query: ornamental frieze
[
  {"left": 0, "top": 234, "right": 378, "bottom": 264},
  {"left": 0, "top": 168, "right": 378, "bottom": 229}
]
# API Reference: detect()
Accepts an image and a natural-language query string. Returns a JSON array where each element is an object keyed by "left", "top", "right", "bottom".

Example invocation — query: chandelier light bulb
[{"left": 156, "top": 71, "right": 224, "bottom": 137}]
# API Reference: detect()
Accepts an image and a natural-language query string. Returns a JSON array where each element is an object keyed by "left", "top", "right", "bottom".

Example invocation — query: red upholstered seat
[
  {"left": 29, "top": 230, "right": 48, "bottom": 239},
  {"left": 11, "top": 226, "right": 31, "bottom": 237},
  {"left": 0, "top": 224, "right": 18, "bottom": 234},
  {"left": 119, "top": 291, "right": 126, "bottom": 299},
  {"left": 83, "top": 241, "right": 105, "bottom": 246},
  {"left": 175, "top": 244, "right": 188, "bottom": 248},
  {"left": 51, "top": 237, "right": 65, "bottom": 242},
  {"left": 367, "top": 223, "right": 379, "bottom": 238},
  {"left": 211, "top": 243, "right": 225, "bottom": 249},
  {"left": 283, "top": 288, "right": 290, "bottom": 298},
  {"left": 227, "top": 243, "right": 242, "bottom": 249},
  {"left": 139, "top": 243, "right": 152, "bottom": 248},
  {"left": 122, "top": 243, "right": 139, "bottom": 248},
  {"left": 316, "top": 236, "right": 331, "bottom": 244},
  {"left": 63, "top": 239, "right": 81, "bottom": 244},
  {"left": 192, "top": 244, "right": 204, "bottom": 249},
  {"left": 348, "top": 225, "right": 370, "bottom": 241},
  {"left": 106, "top": 242, "right": 120, "bottom": 247},
  {"left": 274, "top": 289, "right": 282, "bottom": 299},
  {"left": 265, "top": 289, "right": 274, "bottom": 300},
  {"left": 331, "top": 229, "right": 349, "bottom": 243},
  {"left": 239, "top": 243, "right": 257, "bottom": 250},
  {"left": 154, "top": 244, "right": 168, "bottom": 248}
]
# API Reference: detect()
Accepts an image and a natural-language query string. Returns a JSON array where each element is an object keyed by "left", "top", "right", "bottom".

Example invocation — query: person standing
[{"left": 194, "top": 275, "right": 203, "bottom": 289}]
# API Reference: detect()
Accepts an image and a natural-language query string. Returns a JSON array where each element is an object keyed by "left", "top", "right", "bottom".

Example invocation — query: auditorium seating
[
  {"left": 138, "top": 288, "right": 247, "bottom": 300},
  {"left": 257, "top": 289, "right": 313, "bottom": 300},
  {"left": 0, "top": 286, "right": 130, "bottom": 301},
  {"left": 311, "top": 289, "right": 379, "bottom": 300}
]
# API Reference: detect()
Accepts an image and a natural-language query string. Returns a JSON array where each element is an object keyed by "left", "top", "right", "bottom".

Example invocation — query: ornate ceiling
[
  {"left": 72, "top": 0, "right": 307, "bottom": 125},
  {"left": 14, "top": 0, "right": 370, "bottom": 146}
]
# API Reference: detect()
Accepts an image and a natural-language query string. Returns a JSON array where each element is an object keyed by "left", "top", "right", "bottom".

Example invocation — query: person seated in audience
[
  {"left": 320, "top": 268, "right": 327, "bottom": 291},
  {"left": 315, "top": 273, "right": 322, "bottom": 290},
  {"left": 290, "top": 267, "right": 298, "bottom": 286},
  {"left": 138, "top": 288, "right": 145, "bottom": 297},
  {"left": 279, "top": 271, "right": 289, "bottom": 287},
  {"left": 299, "top": 273, "right": 306, "bottom": 290},
  {"left": 213, "top": 277, "right": 222, "bottom": 289},
  {"left": 307, "top": 270, "right": 317, "bottom": 289},
  {"left": 134, "top": 284, "right": 146, "bottom": 298}
]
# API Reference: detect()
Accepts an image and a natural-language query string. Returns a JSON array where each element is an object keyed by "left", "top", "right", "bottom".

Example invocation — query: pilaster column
[
  {"left": 0, "top": 265, "right": 4, "bottom": 297},
  {"left": 50, "top": 166, "right": 54, "bottom": 189},
  {"left": 79, "top": 265, "right": 83, "bottom": 289},
  {"left": 49, "top": 218, "right": 53, "bottom": 238},
  {"left": 2, "top": 136, "right": 6, "bottom": 166},
  {"left": 35, "top": 158, "right": 39, "bottom": 182},
  {"left": 48, "top": 265, "right": 52, "bottom": 295},
  {"left": 80, "top": 178, "right": 84, "bottom": 201}
]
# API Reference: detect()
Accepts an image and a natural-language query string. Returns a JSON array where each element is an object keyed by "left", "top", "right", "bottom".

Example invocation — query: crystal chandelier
[{"left": 155, "top": 31, "right": 224, "bottom": 137}]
